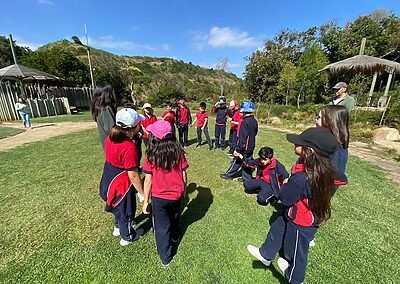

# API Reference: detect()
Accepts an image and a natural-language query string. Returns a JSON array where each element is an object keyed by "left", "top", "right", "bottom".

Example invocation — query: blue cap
[{"left": 240, "top": 101, "right": 255, "bottom": 113}]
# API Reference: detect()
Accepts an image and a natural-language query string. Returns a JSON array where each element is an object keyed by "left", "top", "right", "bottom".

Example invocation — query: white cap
[
  {"left": 116, "top": 108, "right": 144, "bottom": 128},
  {"left": 142, "top": 103, "right": 152, "bottom": 109}
]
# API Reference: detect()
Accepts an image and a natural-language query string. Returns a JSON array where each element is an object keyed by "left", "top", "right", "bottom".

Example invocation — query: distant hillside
[{"left": 38, "top": 39, "right": 244, "bottom": 104}]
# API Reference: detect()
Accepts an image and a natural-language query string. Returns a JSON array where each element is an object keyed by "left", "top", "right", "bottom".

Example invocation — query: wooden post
[
  {"left": 379, "top": 96, "right": 391, "bottom": 126},
  {"left": 85, "top": 24, "right": 95, "bottom": 89},
  {"left": 383, "top": 70, "right": 394, "bottom": 98},
  {"left": 8, "top": 34, "right": 18, "bottom": 64},
  {"left": 367, "top": 72, "right": 378, "bottom": 107},
  {"left": 359, "top": 38, "right": 366, "bottom": 55}
]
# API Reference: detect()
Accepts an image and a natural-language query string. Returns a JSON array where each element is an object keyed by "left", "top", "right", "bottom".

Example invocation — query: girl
[
  {"left": 15, "top": 97, "right": 31, "bottom": 129},
  {"left": 99, "top": 108, "right": 145, "bottom": 246},
  {"left": 142, "top": 120, "right": 188, "bottom": 267},
  {"left": 141, "top": 103, "right": 157, "bottom": 147},
  {"left": 247, "top": 127, "right": 338, "bottom": 284},
  {"left": 316, "top": 105, "right": 350, "bottom": 191},
  {"left": 91, "top": 84, "right": 117, "bottom": 149}
]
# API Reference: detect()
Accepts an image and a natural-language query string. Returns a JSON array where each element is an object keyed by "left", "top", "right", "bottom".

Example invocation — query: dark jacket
[
  {"left": 96, "top": 106, "right": 116, "bottom": 148},
  {"left": 212, "top": 106, "right": 230, "bottom": 125},
  {"left": 175, "top": 105, "right": 192, "bottom": 126},
  {"left": 332, "top": 147, "right": 348, "bottom": 185},
  {"left": 235, "top": 115, "right": 258, "bottom": 153}
]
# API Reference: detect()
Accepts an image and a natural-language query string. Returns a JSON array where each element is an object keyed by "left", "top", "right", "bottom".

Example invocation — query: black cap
[{"left": 286, "top": 128, "right": 339, "bottom": 157}]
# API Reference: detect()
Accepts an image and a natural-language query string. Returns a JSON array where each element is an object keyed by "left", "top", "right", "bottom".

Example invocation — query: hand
[
  {"left": 142, "top": 202, "right": 151, "bottom": 214},
  {"left": 283, "top": 178, "right": 289, "bottom": 184},
  {"left": 214, "top": 102, "right": 219, "bottom": 107},
  {"left": 190, "top": 124, "right": 193, "bottom": 127},
  {"left": 227, "top": 117, "right": 232, "bottom": 122}
]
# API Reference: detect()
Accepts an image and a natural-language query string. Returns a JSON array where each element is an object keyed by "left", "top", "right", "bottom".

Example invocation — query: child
[
  {"left": 142, "top": 120, "right": 189, "bottom": 267},
  {"left": 15, "top": 97, "right": 32, "bottom": 129},
  {"left": 220, "top": 101, "right": 258, "bottom": 182},
  {"left": 227, "top": 99, "right": 241, "bottom": 155},
  {"left": 162, "top": 102, "right": 176, "bottom": 135},
  {"left": 99, "top": 108, "right": 145, "bottom": 246},
  {"left": 316, "top": 105, "right": 349, "bottom": 192},
  {"left": 141, "top": 103, "right": 157, "bottom": 147},
  {"left": 247, "top": 127, "right": 338, "bottom": 284},
  {"left": 190, "top": 102, "right": 212, "bottom": 150},
  {"left": 175, "top": 97, "right": 192, "bottom": 147},
  {"left": 235, "top": 147, "right": 289, "bottom": 205},
  {"left": 91, "top": 84, "right": 117, "bottom": 149},
  {"left": 212, "top": 98, "right": 229, "bottom": 149}
]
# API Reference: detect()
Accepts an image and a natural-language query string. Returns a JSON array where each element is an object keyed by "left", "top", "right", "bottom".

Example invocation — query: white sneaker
[
  {"left": 277, "top": 257, "right": 289, "bottom": 275},
  {"left": 113, "top": 227, "right": 120, "bottom": 237},
  {"left": 247, "top": 245, "right": 271, "bottom": 266},
  {"left": 120, "top": 238, "right": 132, "bottom": 246},
  {"left": 309, "top": 238, "right": 316, "bottom": 247}
]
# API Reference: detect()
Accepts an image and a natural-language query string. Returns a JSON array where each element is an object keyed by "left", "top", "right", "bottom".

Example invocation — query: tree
[
  {"left": 216, "top": 57, "right": 229, "bottom": 96},
  {"left": 0, "top": 35, "right": 32, "bottom": 68},
  {"left": 277, "top": 61, "right": 297, "bottom": 105},
  {"left": 71, "top": 36, "right": 83, "bottom": 46}
]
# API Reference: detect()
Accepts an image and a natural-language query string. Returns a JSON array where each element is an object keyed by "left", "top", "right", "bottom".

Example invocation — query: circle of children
[{"left": 92, "top": 82, "right": 350, "bottom": 283}]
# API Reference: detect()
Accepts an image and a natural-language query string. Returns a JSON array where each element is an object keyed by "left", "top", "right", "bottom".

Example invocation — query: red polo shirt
[
  {"left": 141, "top": 114, "right": 157, "bottom": 138},
  {"left": 142, "top": 156, "right": 189, "bottom": 201},
  {"left": 230, "top": 110, "right": 241, "bottom": 130},
  {"left": 178, "top": 105, "right": 189, "bottom": 124},
  {"left": 104, "top": 136, "right": 140, "bottom": 170},
  {"left": 196, "top": 111, "right": 208, "bottom": 127},
  {"left": 162, "top": 110, "right": 176, "bottom": 125}
]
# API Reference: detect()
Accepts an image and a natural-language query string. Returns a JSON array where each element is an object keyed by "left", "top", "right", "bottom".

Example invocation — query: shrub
[
  {"left": 351, "top": 109, "right": 382, "bottom": 126},
  {"left": 386, "top": 102, "right": 400, "bottom": 129}
]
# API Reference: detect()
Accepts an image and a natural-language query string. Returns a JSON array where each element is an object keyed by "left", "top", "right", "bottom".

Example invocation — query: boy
[
  {"left": 227, "top": 99, "right": 240, "bottom": 156},
  {"left": 162, "top": 102, "right": 176, "bottom": 135},
  {"left": 220, "top": 101, "right": 258, "bottom": 182},
  {"left": 235, "top": 147, "right": 289, "bottom": 205},
  {"left": 211, "top": 98, "right": 229, "bottom": 150},
  {"left": 175, "top": 97, "right": 192, "bottom": 147},
  {"left": 190, "top": 102, "right": 212, "bottom": 150}
]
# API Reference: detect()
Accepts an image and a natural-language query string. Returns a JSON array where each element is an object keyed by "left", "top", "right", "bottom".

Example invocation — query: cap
[
  {"left": 333, "top": 82, "right": 347, "bottom": 89},
  {"left": 286, "top": 127, "right": 339, "bottom": 157},
  {"left": 116, "top": 108, "right": 144, "bottom": 128},
  {"left": 146, "top": 120, "right": 173, "bottom": 140},
  {"left": 142, "top": 103, "right": 152, "bottom": 109},
  {"left": 240, "top": 101, "right": 255, "bottom": 113},
  {"left": 229, "top": 99, "right": 238, "bottom": 109}
]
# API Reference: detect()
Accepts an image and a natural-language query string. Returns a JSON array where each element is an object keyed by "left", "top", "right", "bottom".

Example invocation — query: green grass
[
  {"left": 0, "top": 117, "right": 399, "bottom": 283},
  {"left": 31, "top": 111, "right": 93, "bottom": 123},
  {"left": 0, "top": 126, "right": 25, "bottom": 139}
]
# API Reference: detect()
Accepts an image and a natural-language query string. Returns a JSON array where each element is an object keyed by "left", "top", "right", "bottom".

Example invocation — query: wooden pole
[
  {"left": 379, "top": 95, "right": 391, "bottom": 126},
  {"left": 8, "top": 34, "right": 18, "bottom": 64},
  {"left": 383, "top": 70, "right": 394, "bottom": 98},
  {"left": 359, "top": 38, "right": 366, "bottom": 55},
  {"left": 85, "top": 24, "right": 95, "bottom": 89},
  {"left": 367, "top": 72, "right": 378, "bottom": 107}
]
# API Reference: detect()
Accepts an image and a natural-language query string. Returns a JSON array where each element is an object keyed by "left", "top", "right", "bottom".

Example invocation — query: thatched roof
[
  {"left": 0, "top": 64, "right": 62, "bottom": 81},
  {"left": 319, "top": 55, "right": 400, "bottom": 74}
]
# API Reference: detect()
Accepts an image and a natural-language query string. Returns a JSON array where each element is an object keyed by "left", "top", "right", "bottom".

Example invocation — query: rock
[
  {"left": 269, "top": 116, "right": 282, "bottom": 126},
  {"left": 372, "top": 127, "right": 400, "bottom": 143}
]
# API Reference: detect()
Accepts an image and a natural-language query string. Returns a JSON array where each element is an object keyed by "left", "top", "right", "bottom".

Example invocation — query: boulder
[
  {"left": 372, "top": 127, "right": 400, "bottom": 143},
  {"left": 269, "top": 116, "right": 282, "bottom": 126}
]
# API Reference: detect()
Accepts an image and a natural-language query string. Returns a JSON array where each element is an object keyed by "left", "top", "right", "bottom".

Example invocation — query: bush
[
  {"left": 386, "top": 102, "right": 400, "bottom": 129},
  {"left": 351, "top": 109, "right": 382, "bottom": 126}
]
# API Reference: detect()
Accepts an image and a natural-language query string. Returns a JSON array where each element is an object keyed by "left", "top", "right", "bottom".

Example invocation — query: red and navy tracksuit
[
  {"left": 176, "top": 105, "right": 192, "bottom": 147},
  {"left": 242, "top": 157, "right": 289, "bottom": 205},
  {"left": 196, "top": 110, "right": 212, "bottom": 148},
  {"left": 228, "top": 109, "right": 241, "bottom": 154},
  {"left": 224, "top": 114, "right": 258, "bottom": 181},
  {"left": 142, "top": 157, "right": 189, "bottom": 265},
  {"left": 99, "top": 137, "right": 141, "bottom": 241},
  {"left": 332, "top": 147, "right": 349, "bottom": 193},
  {"left": 141, "top": 114, "right": 157, "bottom": 146},
  {"left": 212, "top": 106, "right": 230, "bottom": 149},
  {"left": 258, "top": 159, "right": 319, "bottom": 284}
]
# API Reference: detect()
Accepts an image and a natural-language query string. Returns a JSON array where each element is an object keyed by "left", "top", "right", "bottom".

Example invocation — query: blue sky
[{"left": 1, "top": 0, "right": 399, "bottom": 77}]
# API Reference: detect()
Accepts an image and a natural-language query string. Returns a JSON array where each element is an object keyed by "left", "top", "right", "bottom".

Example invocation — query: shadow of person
[
  {"left": 172, "top": 182, "right": 213, "bottom": 256},
  {"left": 268, "top": 202, "right": 283, "bottom": 226},
  {"left": 186, "top": 138, "right": 198, "bottom": 146},
  {"left": 252, "top": 261, "right": 287, "bottom": 283}
]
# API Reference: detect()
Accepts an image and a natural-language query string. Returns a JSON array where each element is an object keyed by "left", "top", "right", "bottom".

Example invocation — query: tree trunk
[{"left": 297, "top": 80, "right": 304, "bottom": 109}]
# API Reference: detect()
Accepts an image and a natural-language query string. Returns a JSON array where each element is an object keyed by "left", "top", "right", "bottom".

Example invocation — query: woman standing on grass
[
  {"left": 15, "top": 97, "right": 31, "bottom": 129},
  {"left": 91, "top": 84, "right": 118, "bottom": 149},
  {"left": 100, "top": 108, "right": 145, "bottom": 246},
  {"left": 247, "top": 128, "right": 338, "bottom": 284},
  {"left": 142, "top": 120, "right": 188, "bottom": 267}
]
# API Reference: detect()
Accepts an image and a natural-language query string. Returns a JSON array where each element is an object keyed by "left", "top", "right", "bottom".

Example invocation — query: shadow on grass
[
  {"left": 252, "top": 261, "right": 287, "bottom": 283},
  {"left": 31, "top": 123, "right": 56, "bottom": 129}
]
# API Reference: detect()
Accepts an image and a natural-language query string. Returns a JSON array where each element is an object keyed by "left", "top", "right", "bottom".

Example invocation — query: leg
[
  {"left": 283, "top": 222, "right": 317, "bottom": 284},
  {"left": 178, "top": 126, "right": 184, "bottom": 146},
  {"left": 152, "top": 197, "right": 173, "bottom": 265},
  {"left": 228, "top": 130, "right": 234, "bottom": 153},
  {"left": 170, "top": 199, "right": 182, "bottom": 241},
  {"left": 196, "top": 127, "right": 202, "bottom": 146},
  {"left": 224, "top": 156, "right": 242, "bottom": 177},
  {"left": 143, "top": 138, "right": 149, "bottom": 147},
  {"left": 203, "top": 126, "right": 212, "bottom": 148},
  {"left": 243, "top": 179, "right": 265, "bottom": 194},
  {"left": 242, "top": 152, "right": 254, "bottom": 181},
  {"left": 183, "top": 124, "right": 189, "bottom": 146},
  {"left": 257, "top": 182, "right": 276, "bottom": 206},
  {"left": 220, "top": 124, "right": 226, "bottom": 149},
  {"left": 259, "top": 215, "right": 287, "bottom": 261},
  {"left": 20, "top": 113, "right": 27, "bottom": 128},
  {"left": 26, "top": 113, "right": 31, "bottom": 128},
  {"left": 215, "top": 125, "right": 220, "bottom": 148}
]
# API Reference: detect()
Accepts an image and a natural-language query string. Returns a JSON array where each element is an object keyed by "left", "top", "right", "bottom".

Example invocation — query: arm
[
  {"left": 188, "top": 107, "right": 192, "bottom": 125},
  {"left": 202, "top": 118, "right": 208, "bottom": 129},
  {"left": 142, "top": 174, "right": 152, "bottom": 214},
  {"left": 191, "top": 117, "right": 197, "bottom": 127},
  {"left": 235, "top": 121, "right": 248, "bottom": 151},
  {"left": 128, "top": 168, "right": 144, "bottom": 197},
  {"left": 278, "top": 173, "right": 306, "bottom": 206},
  {"left": 141, "top": 124, "right": 149, "bottom": 135}
]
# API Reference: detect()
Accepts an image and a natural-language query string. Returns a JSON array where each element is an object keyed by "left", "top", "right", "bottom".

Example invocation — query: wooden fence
[{"left": 0, "top": 81, "right": 93, "bottom": 122}]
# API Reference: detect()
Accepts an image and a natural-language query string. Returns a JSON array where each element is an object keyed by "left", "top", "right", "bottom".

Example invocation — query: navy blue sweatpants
[
  {"left": 152, "top": 197, "right": 182, "bottom": 265},
  {"left": 243, "top": 179, "right": 277, "bottom": 205},
  {"left": 214, "top": 124, "right": 226, "bottom": 149},
  {"left": 178, "top": 124, "right": 189, "bottom": 147},
  {"left": 259, "top": 215, "right": 317, "bottom": 284},
  {"left": 224, "top": 152, "right": 254, "bottom": 181},
  {"left": 228, "top": 129, "right": 237, "bottom": 154}
]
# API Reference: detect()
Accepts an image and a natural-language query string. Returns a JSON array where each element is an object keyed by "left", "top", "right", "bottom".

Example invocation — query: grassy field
[
  {"left": 0, "top": 114, "right": 399, "bottom": 283},
  {"left": 30, "top": 112, "right": 93, "bottom": 123},
  {"left": 0, "top": 126, "right": 25, "bottom": 139}
]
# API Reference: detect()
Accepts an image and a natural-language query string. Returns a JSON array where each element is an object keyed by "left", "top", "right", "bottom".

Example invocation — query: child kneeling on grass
[
  {"left": 99, "top": 108, "right": 145, "bottom": 247},
  {"left": 142, "top": 120, "right": 189, "bottom": 267},
  {"left": 247, "top": 128, "right": 338, "bottom": 284},
  {"left": 234, "top": 147, "right": 288, "bottom": 205}
]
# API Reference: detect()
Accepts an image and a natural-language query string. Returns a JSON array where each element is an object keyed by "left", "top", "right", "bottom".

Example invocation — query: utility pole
[
  {"left": 85, "top": 24, "right": 95, "bottom": 89},
  {"left": 8, "top": 34, "right": 18, "bottom": 64}
]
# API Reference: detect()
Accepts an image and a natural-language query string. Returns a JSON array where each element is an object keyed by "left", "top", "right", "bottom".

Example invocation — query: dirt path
[
  {"left": 265, "top": 126, "right": 400, "bottom": 186},
  {"left": 0, "top": 121, "right": 96, "bottom": 152}
]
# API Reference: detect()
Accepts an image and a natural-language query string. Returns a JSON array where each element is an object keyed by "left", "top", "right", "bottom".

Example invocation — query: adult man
[{"left": 330, "top": 82, "right": 355, "bottom": 112}]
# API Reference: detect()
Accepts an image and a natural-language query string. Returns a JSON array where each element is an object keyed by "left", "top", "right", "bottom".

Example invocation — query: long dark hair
[
  {"left": 302, "top": 146, "right": 336, "bottom": 224},
  {"left": 109, "top": 125, "right": 137, "bottom": 143},
  {"left": 321, "top": 105, "right": 349, "bottom": 149},
  {"left": 146, "top": 134, "right": 185, "bottom": 171},
  {"left": 91, "top": 83, "right": 117, "bottom": 121}
]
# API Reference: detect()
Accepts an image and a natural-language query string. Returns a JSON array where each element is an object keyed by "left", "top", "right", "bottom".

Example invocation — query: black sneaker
[
  {"left": 220, "top": 174, "right": 233, "bottom": 180},
  {"left": 237, "top": 177, "right": 245, "bottom": 183}
]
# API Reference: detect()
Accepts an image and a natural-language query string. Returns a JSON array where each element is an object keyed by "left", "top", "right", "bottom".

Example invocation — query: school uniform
[
  {"left": 141, "top": 114, "right": 157, "bottom": 146},
  {"left": 176, "top": 105, "right": 192, "bottom": 147},
  {"left": 228, "top": 109, "right": 241, "bottom": 154},
  {"left": 331, "top": 147, "right": 349, "bottom": 194},
  {"left": 242, "top": 157, "right": 289, "bottom": 205},
  {"left": 224, "top": 114, "right": 258, "bottom": 181},
  {"left": 142, "top": 157, "right": 189, "bottom": 265},
  {"left": 212, "top": 105, "right": 230, "bottom": 149},
  {"left": 195, "top": 110, "right": 212, "bottom": 148},
  {"left": 99, "top": 137, "right": 141, "bottom": 241},
  {"left": 259, "top": 159, "right": 318, "bottom": 284},
  {"left": 162, "top": 110, "right": 176, "bottom": 135}
]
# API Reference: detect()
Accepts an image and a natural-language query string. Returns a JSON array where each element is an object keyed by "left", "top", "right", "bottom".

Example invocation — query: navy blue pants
[
  {"left": 259, "top": 215, "right": 317, "bottom": 284},
  {"left": 152, "top": 197, "right": 182, "bottom": 265},
  {"left": 196, "top": 126, "right": 212, "bottom": 148},
  {"left": 178, "top": 124, "right": 189, "bottom": 147},
  {"left": 214, "top": 124, "right": 226, "bottom": 149},
  {"left": 228, "top": 130, "right": 237, "bottom": 154},
  {"left": 224, "top": 152, "right": 253, "bottom": 181},
  {"left": 243, "top": 179, "right": 277, "bottom": 205}
]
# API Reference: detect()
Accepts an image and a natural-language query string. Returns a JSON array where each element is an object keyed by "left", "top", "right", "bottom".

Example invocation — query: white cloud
[
  {"left": 86, "top": 35, "right": 156, "bottom": 51},
  {"left": 13, "top": 35, "right": 43, "bottom": 51},
  {"left": 38, "top": 0, "right": 54, "bottom": 5},
  {"left": 190, "top": 27, "right": 261, "bottom": 50}
]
